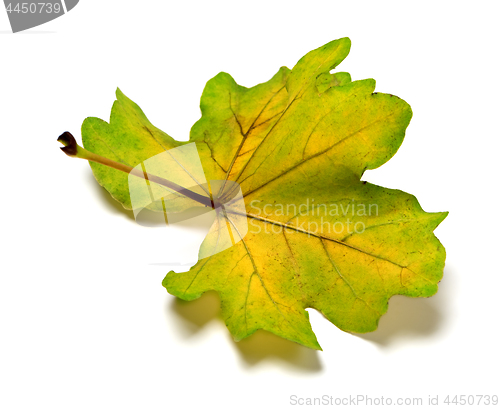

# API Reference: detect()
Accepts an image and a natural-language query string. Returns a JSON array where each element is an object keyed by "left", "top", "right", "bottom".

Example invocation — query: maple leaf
[{"left": 60, "top": 38, "right": 447, "bottom": 349}]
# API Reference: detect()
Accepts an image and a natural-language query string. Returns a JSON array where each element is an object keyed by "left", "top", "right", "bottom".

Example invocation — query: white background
[{"left": 1, "top": 1, "right": 499, "bottom": 408}]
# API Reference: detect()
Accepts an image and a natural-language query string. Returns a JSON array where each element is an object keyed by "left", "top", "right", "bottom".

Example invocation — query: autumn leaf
[{"left": 62, "top": 38, "right": 447, "bottom": 350}]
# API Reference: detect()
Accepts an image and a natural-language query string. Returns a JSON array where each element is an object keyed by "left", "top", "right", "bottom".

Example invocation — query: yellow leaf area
[{"left": 82, "top": 38, "right": 447, "bottom": 349}]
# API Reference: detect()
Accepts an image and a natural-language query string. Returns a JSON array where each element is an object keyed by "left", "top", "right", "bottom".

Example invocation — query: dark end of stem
[{"left": 57, "top": 131, "right": 78, "bottom": 156}]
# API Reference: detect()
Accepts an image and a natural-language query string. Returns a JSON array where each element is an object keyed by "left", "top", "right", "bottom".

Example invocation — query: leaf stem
[{"left": 57, "top": 132, "right": 213, "bottom": 208}]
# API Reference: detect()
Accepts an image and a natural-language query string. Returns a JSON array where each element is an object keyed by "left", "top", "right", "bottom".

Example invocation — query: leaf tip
[
  {"left": 432, "top": 211, "right": 449, "bottom": 228},
  {"left": 116, "top": 87, "right": 133, "bottom": 104},
  {"left": 339, "top": 36, "right": 352, "bottom": 47},
  {"left": 115, "top": 87, "right": 124, "bottom": 98}
]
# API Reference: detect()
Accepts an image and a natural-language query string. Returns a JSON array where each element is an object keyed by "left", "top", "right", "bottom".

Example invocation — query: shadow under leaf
[
  {"left": 169, "top": 290, "right": 222, "bottom": 335},
  {"left": 232, "top": 330, "right": 323, "bottom": 372},
  {"left": 356, "top": 266, "right": 454, "bottom": 346},
  {"left": 168, "top": 291, "right": 322, "bottom": 372},
  {"left": 87, "top": 172, "right": 136, "bottom": 222}
]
